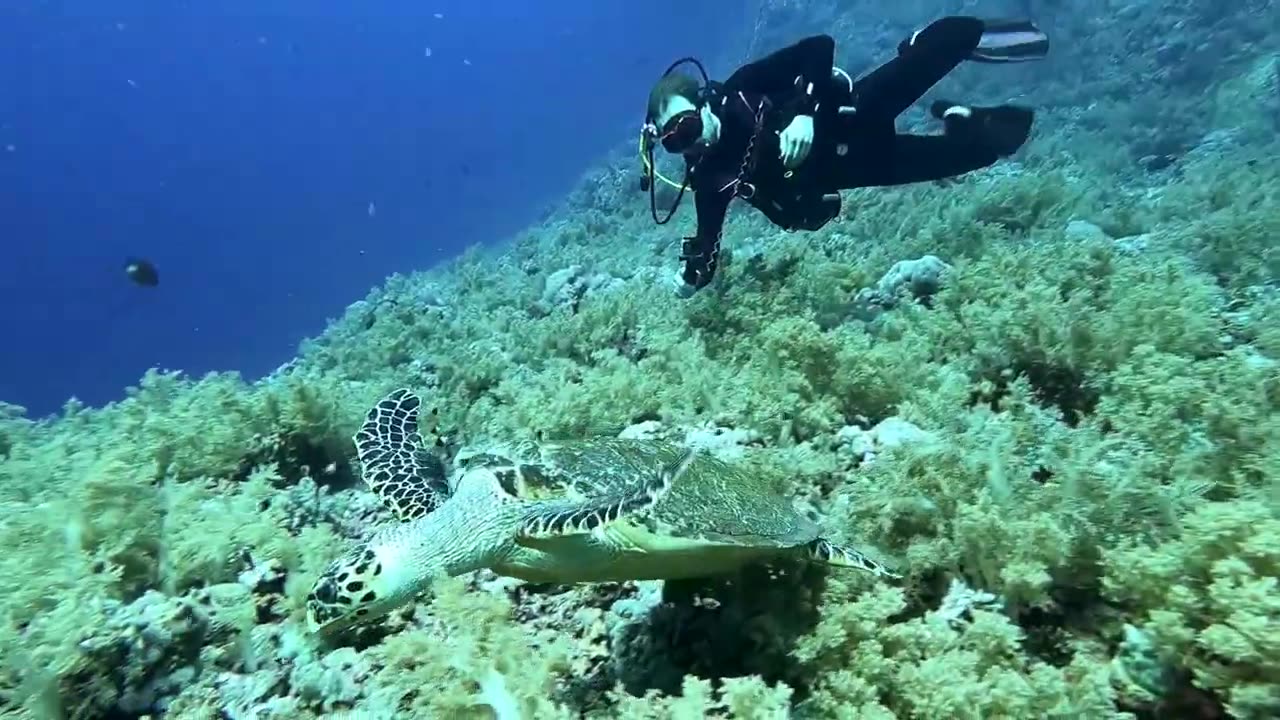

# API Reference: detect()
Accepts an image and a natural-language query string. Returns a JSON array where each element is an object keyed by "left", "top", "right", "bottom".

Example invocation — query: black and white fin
[
  {"left": 808, "top": 538, "right": 900, "bottom": 578},
  {"left": 971, "top": 19, "right": 1049, "bottom": 63},
  {"left": 354, "top": 388, "right": 452, "bottom": 521}
]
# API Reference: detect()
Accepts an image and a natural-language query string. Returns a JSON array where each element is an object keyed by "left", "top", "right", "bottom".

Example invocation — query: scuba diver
[{"left": 639, "top": 16, "right": 1050, "bottom": 297}]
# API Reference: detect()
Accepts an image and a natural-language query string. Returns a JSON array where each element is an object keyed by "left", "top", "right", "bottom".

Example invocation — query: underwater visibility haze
[
  {"left": 1, "top": 0, "right": 739, "bottom": 415},
  {"left": 2, "top": 0, "right": 1280, "bottom": 718}
]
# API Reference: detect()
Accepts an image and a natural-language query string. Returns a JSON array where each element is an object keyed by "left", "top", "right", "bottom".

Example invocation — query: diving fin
[
  {"left": 971, "top": 19, "right": 1049, "bottom": 63},
  {"left": 931, "top": 101, "right": 1035, "bottom": 157}
]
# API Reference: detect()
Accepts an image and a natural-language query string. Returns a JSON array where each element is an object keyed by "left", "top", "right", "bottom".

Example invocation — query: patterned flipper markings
[
  {"left": 517, "top": 447, "right": 697, "bottom": 539},
  {"left": 354, "top": 388, "right": 451, "bottom": 521},
  {"left": 808, "top": 538, "right": 900, "bottom": 578}
]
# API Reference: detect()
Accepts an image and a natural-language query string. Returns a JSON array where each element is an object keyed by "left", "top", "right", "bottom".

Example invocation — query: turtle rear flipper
[
  {"left": 808, "top": 538, "right": 900, "bottom": 578},
  {"left": 355, "top": 388, "right": 452, "bottom": 521},
  {"left": 515, "top": 447, "right": 696, "bottom": 543}
]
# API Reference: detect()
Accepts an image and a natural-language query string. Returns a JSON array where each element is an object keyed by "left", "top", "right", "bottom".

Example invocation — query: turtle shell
[
  {"left": 451, "top": 441, "right": 573, "bottom": 501},
  {"left": 530, "top": 437, "right": 820, "bottom": 548}
]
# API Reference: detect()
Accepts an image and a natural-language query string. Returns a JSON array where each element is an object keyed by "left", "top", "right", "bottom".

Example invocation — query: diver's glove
[
  {"left": 778, "top": 115, "right": 815, "bottom": 169},
  {"left": 673, "top": 275, "right": 700, "bottom": 299},
  {"left": 676, "top": 235, "right": 719, "bottom": 298}
]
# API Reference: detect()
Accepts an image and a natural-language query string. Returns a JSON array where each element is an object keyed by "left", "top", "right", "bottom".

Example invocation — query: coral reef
[{"left": 3, "top": 1, "right": 1280, "bottom": 718}]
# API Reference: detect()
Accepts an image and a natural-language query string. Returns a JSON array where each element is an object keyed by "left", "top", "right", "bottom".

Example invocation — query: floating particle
[
  {"left": 257, "top": 36, "right": 268, "bottom": 45},
  {"left": 4, "top": 144, "right": 14, "bottom": 153},
  {"left": 126, "top": 79, "right": 138, "bottom": 88},
  {"left": 115, "top": 22, "right": 127, "bottom": 31},
  {"left": 434, "top": 13, "right": 444, "bottom": 19},
  {"left": 367, "top": 201, "right": 377, "bottom": 217},
  {"left": 462, "top": 58, "right": 471, "bottom": 66},
  {"left": 424, "top": 46, "right": 433, "bottom": 58}
]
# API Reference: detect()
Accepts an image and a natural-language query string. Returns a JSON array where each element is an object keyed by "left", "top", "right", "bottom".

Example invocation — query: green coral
[
  {"left": 1103, "top": 500, "right": 1280, "bottom": 719},
  {"left": 609, "top": 675, "right": 793, "bottom": 719},
  {"left": 1147, "top": 141, "right": 1280, "bottom": 292},
  {"left": 0, "top": 369, "right": 354, "bottom": 716},
  {"left": 365, "top": 578, "right": 577, "bottom": 719},
  {"left": 793, "top": 581, "right": 1120, "bottom": 719}
]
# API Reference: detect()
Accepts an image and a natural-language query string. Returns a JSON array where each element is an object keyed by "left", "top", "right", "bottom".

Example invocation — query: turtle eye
[{"left": 314, "top": 578, "right": 337, "bottom": 604}]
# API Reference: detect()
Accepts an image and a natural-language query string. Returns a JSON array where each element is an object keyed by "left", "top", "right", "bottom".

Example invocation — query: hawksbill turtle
[{"left": 306, "top": 388, "right": 897, "bottom": 633}]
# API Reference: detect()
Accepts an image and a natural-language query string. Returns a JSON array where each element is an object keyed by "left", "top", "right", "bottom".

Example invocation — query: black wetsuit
[{"left": 680, "top": 17, "right": 1032, "bottom": 290}]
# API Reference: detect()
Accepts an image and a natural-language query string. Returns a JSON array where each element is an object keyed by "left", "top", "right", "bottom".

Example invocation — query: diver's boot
[
  {"left": 931, "top": 101, "right": 1035, "bottom": 157},
  {"left": 971, "top": 19, "right": 1049, "bottom": 63}
]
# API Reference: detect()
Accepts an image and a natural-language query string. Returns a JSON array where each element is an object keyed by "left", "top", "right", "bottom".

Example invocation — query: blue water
[{"left": 1, "top": 0, "right": 742, "bottom": 417}]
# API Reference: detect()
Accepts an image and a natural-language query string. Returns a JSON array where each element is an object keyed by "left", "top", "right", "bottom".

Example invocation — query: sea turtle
[{"left": 306, "top": 388, "right": 897, "bottom": 633}]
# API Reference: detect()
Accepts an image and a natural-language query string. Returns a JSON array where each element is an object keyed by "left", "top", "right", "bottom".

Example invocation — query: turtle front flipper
[
  {"left": 354, "top": 388, "right": 452, "bottom": 521},
  {"left": 514, "top": 446, "right": 696, "bottom": 543},
  {"left": 808, "top": 538, "right": 900, "bottom": 579}
]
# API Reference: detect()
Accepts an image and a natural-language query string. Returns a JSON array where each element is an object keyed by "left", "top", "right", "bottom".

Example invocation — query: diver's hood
[{"left": 639, "top": 56, "right": 720, "bottom": 225}]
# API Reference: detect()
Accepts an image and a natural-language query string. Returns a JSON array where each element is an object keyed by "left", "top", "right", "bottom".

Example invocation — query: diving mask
[{"left": 659, "top": 109, "right": 704, "bottom": 154}]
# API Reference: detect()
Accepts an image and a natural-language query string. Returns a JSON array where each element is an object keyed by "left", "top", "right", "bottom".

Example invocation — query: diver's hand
[
  {"left": 671, "top": 272, "right": 699, "bottom": 299},
  {"left": 779, "top": 114, "right": 814, "bottom": 169}
]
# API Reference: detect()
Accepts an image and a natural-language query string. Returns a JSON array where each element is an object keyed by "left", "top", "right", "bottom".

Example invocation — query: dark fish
[{"left": 124, "top": 257, "right": 159, "bottom": 287}]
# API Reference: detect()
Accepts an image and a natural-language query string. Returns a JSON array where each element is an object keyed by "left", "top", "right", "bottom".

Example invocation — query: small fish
[
  {"left": 124, "top": 257, "right": 159, "bottom": 287},
  {"left": 367, "top": 201, "right": 377, "bottom": 217}
]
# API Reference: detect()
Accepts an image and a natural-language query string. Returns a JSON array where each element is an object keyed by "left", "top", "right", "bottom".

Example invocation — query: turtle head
[
  {"left": 305, "top": 481, "right": 516, "bottom": 634},
  {"left": 305, "top": 535, "right": 424, "bottom": 634}
]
